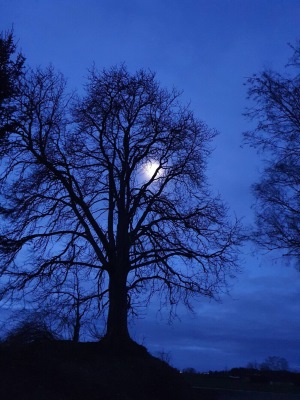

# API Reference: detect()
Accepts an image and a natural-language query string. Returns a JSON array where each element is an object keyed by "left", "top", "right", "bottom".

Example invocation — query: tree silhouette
[
  {"left": 244, "top": 41, "right": 300, "bottom": 262},
  {"left": 0, "top": 64, "right": 241, "bottom": 348},
  {"left": 260, "top": 356, "right": 289, "bottom": 371},
  {"left": 0, "top": 30, "right": 25, "bottom": 139},
  {"left": 30, "top": 265, "right": 103, "bottom": 342}
]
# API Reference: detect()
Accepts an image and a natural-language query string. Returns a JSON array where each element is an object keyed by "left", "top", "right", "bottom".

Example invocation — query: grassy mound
[{"left": 0, "top": 340, "right": 193, "bottom": 400}]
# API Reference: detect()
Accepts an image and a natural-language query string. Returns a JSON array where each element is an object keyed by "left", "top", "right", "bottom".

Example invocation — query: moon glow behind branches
[{"left": 143, "top": 160, "right": 161, "bottom": 179}]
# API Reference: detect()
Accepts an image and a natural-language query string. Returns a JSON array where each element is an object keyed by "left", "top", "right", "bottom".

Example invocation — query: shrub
[{"left": 4, "top": 317, "right": 59, "bottom": 344}]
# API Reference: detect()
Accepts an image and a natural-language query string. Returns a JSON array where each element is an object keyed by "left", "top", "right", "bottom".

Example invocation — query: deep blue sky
[{"left": 1, "top": 0, "right": 300, "bottom": 371}]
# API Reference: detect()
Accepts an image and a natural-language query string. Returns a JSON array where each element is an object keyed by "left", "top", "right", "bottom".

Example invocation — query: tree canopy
[
  {"left": 0, "top": 55, "right": 241, "bottom": 346},
  {"left": 0, "top": 30, "right": 25, "bottom": 138},
  {"left": 244, "top": 41, "right": 300, "bottom": 262}
]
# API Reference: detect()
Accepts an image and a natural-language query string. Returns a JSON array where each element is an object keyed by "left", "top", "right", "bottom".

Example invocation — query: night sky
[{"left": 1, "top": 0, "right": 300, "bottom": 372}]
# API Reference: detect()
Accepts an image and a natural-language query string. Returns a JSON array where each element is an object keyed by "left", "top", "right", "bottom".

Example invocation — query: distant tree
[
  {"left": 260, "top": 356, "right": 289, "bottom": 371},
  {"left": 0, "top": 64, "right": 241, "bottom": 350},
  {"left": 0, "top": 29, "right": 25, "bottom": 138},
  {"left": 155, "top": 350, "right": 172, "bottom": 365},
  {"left": 246, "top": 361, "right": 259, "bottom": 370},
  {"left": 244, "top": 41, "right": 300, "bottom": 262}
]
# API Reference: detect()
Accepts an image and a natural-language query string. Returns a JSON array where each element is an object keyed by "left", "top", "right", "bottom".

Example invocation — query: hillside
[{"left": 0, "top": 340, "right": 193, "bottom": 400}]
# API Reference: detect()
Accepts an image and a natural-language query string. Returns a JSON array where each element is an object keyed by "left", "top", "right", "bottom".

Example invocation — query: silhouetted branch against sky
[
  {"left": 1, "top": 0, "right": 300, "bottom": 370},
  {"left": 244, "top": 42, "right": 300, "bottom": 262},
  {"left": 0, "top": 54, "right": 241, "bottom": 343}
]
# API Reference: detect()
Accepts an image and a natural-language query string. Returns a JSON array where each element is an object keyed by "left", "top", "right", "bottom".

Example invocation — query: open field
[
  {"left": 192, "top": 387, "right": 300, "bottom": 400},
  {"left": 184, "top": 370, "right": 300, "bottom": 400}
]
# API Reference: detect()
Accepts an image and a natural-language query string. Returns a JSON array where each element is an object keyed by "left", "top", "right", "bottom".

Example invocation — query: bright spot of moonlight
[{"left": 143, "top": 160, "right": 160, "bottom": 179}]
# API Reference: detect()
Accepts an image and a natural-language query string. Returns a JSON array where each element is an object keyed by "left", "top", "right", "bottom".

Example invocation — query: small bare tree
[
  {"left": 31, "top": 265, "right": 103, "bottom": 342},
  {"left": 0, "top": 64, "right": 241, "bottom": 349}
]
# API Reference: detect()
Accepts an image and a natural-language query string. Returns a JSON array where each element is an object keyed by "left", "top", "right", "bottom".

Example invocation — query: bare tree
[
  {"left": 31, "top": 265, "right": 103, "bottom": 342},
  {"left": 244, "top": 41, "right": 300, "bottom": 262},
  {"left": 260, "top": 356, "right": 289, "bottom": 371},
  {"left": 0, "top": 64, "right": 241, "bottom": 349}
]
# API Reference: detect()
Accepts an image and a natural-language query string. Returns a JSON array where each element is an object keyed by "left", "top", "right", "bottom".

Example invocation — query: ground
[
  {"left": 184, "top": 369, "right": 300, "bottom": 400},
  {"left": 0, "top": 340, "right": 193, "bottom": 400}
]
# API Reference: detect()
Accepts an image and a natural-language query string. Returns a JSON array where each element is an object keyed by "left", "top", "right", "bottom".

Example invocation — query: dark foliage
[{"left": 0, "top": 29, "right": 25, "bottom": 138}]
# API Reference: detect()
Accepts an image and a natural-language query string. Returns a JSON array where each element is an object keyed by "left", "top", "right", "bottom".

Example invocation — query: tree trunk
[
  {"left": 104, "top": 269, "right": 131, "bottom": 349},
  {"left": 72, "top": 302, "right": 80, "bottom": 343}
]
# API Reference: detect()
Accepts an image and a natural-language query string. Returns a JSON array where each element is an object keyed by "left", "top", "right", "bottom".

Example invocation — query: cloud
[{"left": 131, "top": 258, "right": 300, "bottom": 371}]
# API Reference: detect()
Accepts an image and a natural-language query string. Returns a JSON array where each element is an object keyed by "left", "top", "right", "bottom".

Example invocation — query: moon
[{"left": 143, "top": 160, "right": 160, "bottom": 179}]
